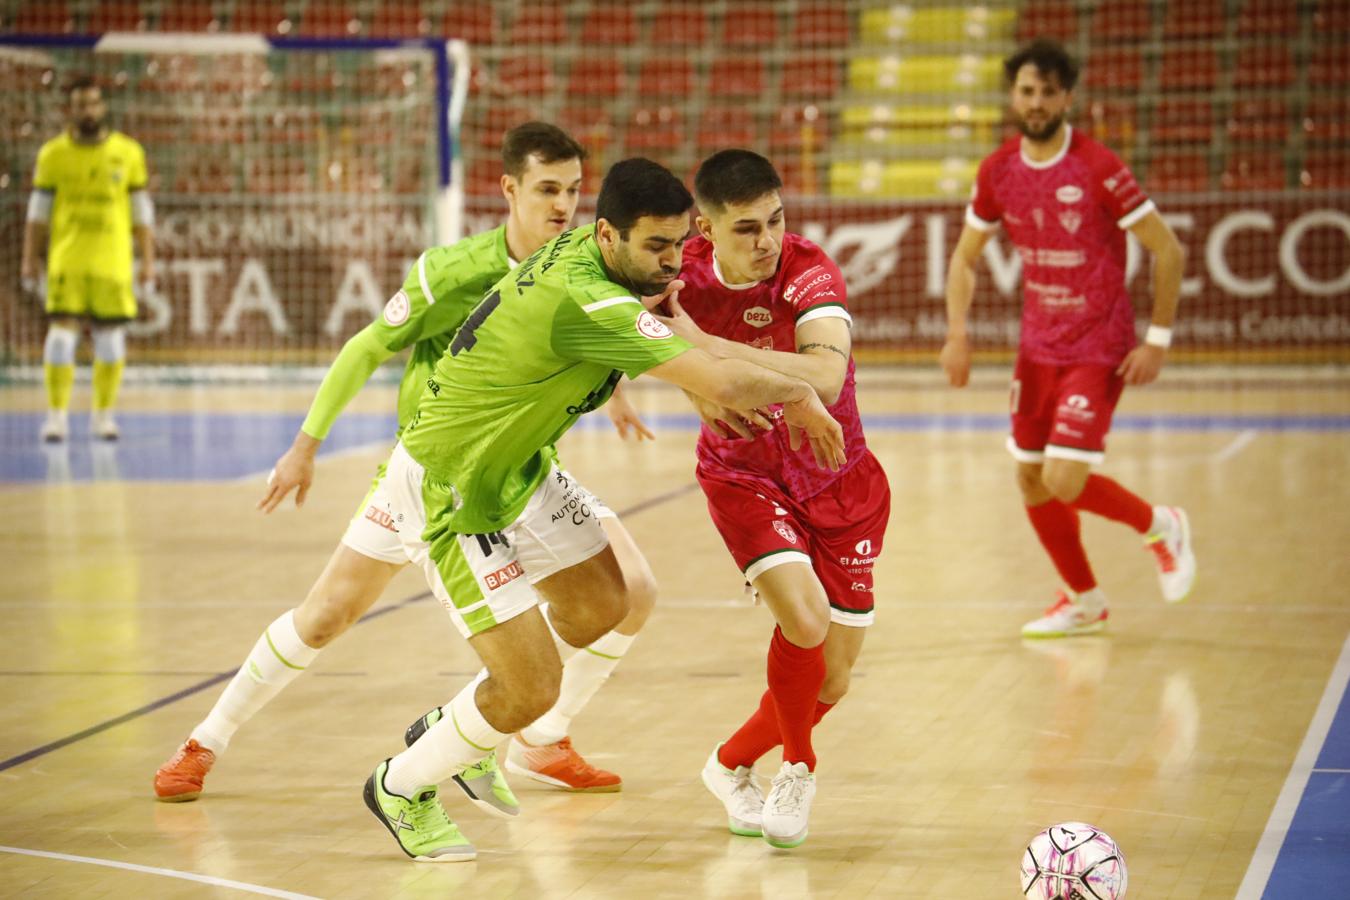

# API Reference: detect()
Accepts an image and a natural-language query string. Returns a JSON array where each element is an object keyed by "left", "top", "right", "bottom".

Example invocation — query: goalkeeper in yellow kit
[{"left": 21, "top": 75, "right": 156, "bottom": 442}]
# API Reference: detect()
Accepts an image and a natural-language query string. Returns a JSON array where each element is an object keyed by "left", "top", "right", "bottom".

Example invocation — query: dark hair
[
  {"left": 694, "top": 149, "right": 783, "bottom": 213},
  {"left": 66, "top": 74, "right": 100, "bottom": 98},
  {"left": 1004, "top": 39, "right": 1079, "bottom": 91},
  {"left": 595, "top": 158, "right": 693, "bottom": 236},
  {"left": 501, "top": 121, "right": 586, "bottom": 178}
]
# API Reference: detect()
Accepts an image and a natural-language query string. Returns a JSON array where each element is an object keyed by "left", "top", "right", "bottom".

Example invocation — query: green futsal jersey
[
  {"left": 402, "top": 223, "right": 691, "bottom": 533},
  {"left": 300, "top": 225, "right": 512, "bottom": 444}
]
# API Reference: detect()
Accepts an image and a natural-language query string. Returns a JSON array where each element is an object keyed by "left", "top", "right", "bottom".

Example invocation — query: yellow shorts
[{"left": 46, "top": 269, "right": 137, "bottom": 321}]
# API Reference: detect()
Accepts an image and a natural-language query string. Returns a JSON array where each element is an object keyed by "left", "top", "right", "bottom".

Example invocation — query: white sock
[
  {"left": 519, "top": 630, "right": 635, "bottom": 746},
  {"left": 1076, "top": 587, "right": 1108, "bottom": 612},
  {"left": 385, "top": 672, "right": 507, "bottom": 797},
  {"left": 1148, "top": 506, "right": 1170, "bottom": 536},
  {"left": 190, "top": 610, "right": 320, "bottom": 753}
]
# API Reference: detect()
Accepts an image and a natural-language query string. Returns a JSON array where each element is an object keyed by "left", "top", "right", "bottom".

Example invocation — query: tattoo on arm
[{"left": 796, "top": 342, "right": 850, "bottom": 362}]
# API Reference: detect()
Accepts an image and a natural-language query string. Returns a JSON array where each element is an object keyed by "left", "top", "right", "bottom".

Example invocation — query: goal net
[{"left": 0, "top": 31, "right": 467, "bottom": 375}]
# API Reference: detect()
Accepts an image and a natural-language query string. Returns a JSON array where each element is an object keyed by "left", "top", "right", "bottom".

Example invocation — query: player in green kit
[
  {"left": 364, "top": 158, "right": 848, "bottom": 862},
  {"left": 155, "top": 124, "right": 652, "bottom": 803}
]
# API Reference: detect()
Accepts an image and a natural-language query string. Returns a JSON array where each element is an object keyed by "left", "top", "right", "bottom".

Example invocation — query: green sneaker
[
  {"left": 405, "top": 706, "right": 521, "bottom": 819},
  {"left": 363, "top": 759, "right": 477, "bottom": 862}
]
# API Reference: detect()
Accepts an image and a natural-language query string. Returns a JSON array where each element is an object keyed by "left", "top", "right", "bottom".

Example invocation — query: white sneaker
[
  {"left": 700, "top": 743, "right": 764, "bottom": 837},
  {"left": 761, "top": 761, "right": 815, "bottom": 849},
  {"left": 40, "top": 410, "right": 68, "bottom": 443},
  {"left": 92, "top": 410, "right": 120, "bottom": 441},
  {"left": 1146, "top": 506, "right": 1195, "bottom": 603},
  {"left": 1021, "top": 591, "right": 1108, "bottom": 638}
]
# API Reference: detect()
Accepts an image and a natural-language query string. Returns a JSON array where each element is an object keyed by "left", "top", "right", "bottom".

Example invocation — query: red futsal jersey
[
  {"left": 967, "top": 126, "right": 1154, "bottom": 367},
  {"left": 677, "top": 233, "right": 870, "bottom": 500}
]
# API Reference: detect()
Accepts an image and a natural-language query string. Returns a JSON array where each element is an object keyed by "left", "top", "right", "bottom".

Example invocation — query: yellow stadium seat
[
  {"left": 849, "top": 54, "right": 1003, "bottom": 94},
  {"left": 840, "top": 103, "right": 1002, "bottom": 147},
  {"left": 859, "top": 5, "right": 1016, "bottom": 44},
  {"left": 829, "top": 157, "right": 978, "bottom": 199}
]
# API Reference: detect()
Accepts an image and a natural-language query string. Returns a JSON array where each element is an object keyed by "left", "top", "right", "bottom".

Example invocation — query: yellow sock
[
  {"left": 45, "top": 363, "right": 75, "bottom": 411},
  {"left": 92, "top": 359, "right": 125, "bottom": 411}
]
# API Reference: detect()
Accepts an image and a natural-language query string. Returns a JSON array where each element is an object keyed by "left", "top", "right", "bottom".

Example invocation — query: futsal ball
[{"left": 1019, "top": 822, "right": 1128, "bottom": 899}]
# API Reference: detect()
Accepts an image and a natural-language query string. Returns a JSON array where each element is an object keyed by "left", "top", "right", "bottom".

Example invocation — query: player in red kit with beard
[
  {"left": 941, "top": 39, "right": 1196, "bottom": 638},
  {"left": 653, "top": 149, "right": 890, "bottom": 849}
]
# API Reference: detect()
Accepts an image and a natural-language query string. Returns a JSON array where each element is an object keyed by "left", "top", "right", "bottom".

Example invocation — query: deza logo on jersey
[
  {"left": 743, "top": 306, "right": 773, "bottom": 327},
  {"left": 1056, "top": 185, "right": 1083, "bottom": 204}
]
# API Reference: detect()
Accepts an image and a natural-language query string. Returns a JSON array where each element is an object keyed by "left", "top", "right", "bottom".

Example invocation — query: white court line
[
  {"left": 1212, "top": 428, "right": 1259, "bottom": 463},
  {"left": 1235, "top": 630, "right": 1350, "bottom": 900},
  {"left": 233, "top": 438, "right": 392, "bottom": 484},
  {"left": 0, "top": 845, "right": 322, "bottom": 900}
]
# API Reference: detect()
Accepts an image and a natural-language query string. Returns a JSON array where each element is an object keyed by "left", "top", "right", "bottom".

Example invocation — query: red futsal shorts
[
  {"left": 696, "top": 451, "right": 890, "bottom": 627},
  {"left": 1007, "top": 356, "right": 1126, "bottom": 466}
]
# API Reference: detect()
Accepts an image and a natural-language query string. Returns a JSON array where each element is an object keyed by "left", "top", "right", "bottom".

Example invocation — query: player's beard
[
  {"left": 1016, "top": 111, "right": 1063, "bottom": 143},
  {"left": 75, "top": 116, "right": 105, "bottom": 140},
  {"left": 615, "top": 244, "right": 679, "bottom": 296}
]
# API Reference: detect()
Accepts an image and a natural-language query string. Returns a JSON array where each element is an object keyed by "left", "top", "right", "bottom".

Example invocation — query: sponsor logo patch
[
  {"left": 1059, "top": 211, "right": 1082, "bottom": 234},
  {"left": 364, "top": 505, "right": 397, "bottom": 533},
  {"left": 1056, "top": 184, "right": 1083, "bottom": 204},
  {"left": 636, "top": 310, "right": 672, "bottom": 339},
  {"left": 383, "top": 289, "right": 411, "bottom": 326},
  {"left": 855, "top": 539, "right": 873, "bottom": 556},
  {"left": 773, "top": 519, "right": 798, "bottom": 544},
  {"left": 743, "top": 306, "right": 773, "bottom": 328},
  {"left": 484, "top": 561, "right": 524, "bottom": 591}
]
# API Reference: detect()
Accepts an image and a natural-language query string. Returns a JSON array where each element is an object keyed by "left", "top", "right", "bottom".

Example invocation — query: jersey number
[{"left": 450, "top": 290, "right": 502, "bottom": 356}]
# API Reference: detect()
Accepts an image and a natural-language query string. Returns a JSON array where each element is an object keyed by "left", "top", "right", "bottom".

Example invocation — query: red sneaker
[
  {"left": 505, "top": 735, "right": 621, "bottom": 792},
  {"left": 154, "top": 739, "right": 216, "bottom": 802}
]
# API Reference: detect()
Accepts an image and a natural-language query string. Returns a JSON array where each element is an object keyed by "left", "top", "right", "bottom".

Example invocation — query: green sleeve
[
  {"left": 300, "top": 324, "right": 397, "bottom": 440},
  {"left": 551, "top": 297, "right": 691, "bottom": 379}
]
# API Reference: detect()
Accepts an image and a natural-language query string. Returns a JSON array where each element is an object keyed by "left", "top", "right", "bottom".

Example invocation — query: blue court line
[
  {"left": 0, "top": 484, "right": 694, "bottom": 772},
  {"left": 1238, "top": 633, "right": 1350, "bottom": 898}
]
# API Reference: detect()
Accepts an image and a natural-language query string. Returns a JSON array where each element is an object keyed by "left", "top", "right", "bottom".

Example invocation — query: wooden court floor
[{"left": 1, "top": 370, "right": 1348, "bottom": 898}]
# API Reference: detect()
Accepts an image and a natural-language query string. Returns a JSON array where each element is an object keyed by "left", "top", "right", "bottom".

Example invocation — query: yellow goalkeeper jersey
[{"left": 33, "top": 130, "right": 147, "bottom": 283}]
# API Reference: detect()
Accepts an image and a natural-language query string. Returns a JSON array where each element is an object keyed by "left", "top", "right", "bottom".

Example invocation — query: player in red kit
[
  {"left": 654, "top": 150, "right": 890, "bottom": 848},
  {"left": 941, "top": 39, "right": 1196, "bottom": 638}
]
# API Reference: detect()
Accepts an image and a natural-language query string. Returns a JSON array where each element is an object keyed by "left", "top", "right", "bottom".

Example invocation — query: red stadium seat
[
  {"left": 781, "top": 57, "right": 842, "bottom": 100},
  {"left": 625, "top": 105, "right": 684, "bottom": 152},
  {"left": 1239, "top": 0, "right": 1301, "bottom": 36},
  {"left": 1301, "top": 149, "right": 1350, "bottom": 189},
  {"left": 158, "top": 1, "right": 216, "bottom": 32},
  {"left": 1016, "top": 1, "right": 1078, "bottom": 42},
  {"left": 1313, "top": 0, "right": 1350, "bottom": 32},
  {"left": 87, "top": 1, "right": 147, "bottom": 33},
  {"left": 1310, "top": 44, "right": 1350, "bottom": 86},
  {"left": 369, "top": 3, "right": 429, "bottom": 37},
  {"left": 1147, "top": 153, "right": 1211, "bottom": 192},
  {"left": 511, "top": 3, "right": 567, "bottom": 44},
  {"left": 14, "top": 0, "right": 74, "bottom": 32},
  {"left": 1159, "top": 47, "right": 1219, "bottom": 90},
  {"left": 708, "top": 57, "right": 766, "bottom": 98},
  {"left": 637, "top": 56, "right": 696, "bottom": 97},
  {"left": 1084, "top": 47, "right": 1144, "bottom": 91},
  {"left": 1164, "top": 0, "right": 1225, "bottom": 38},
  {"left": 1227, "top": 97, "right": 1293, "bottom": 143},
  {"left": 1152, "top": 99, "right": 1213, "bottom": 145},
  {"left": 769, "top": 105, "right": 830, "bottom": 151},
  {"left": 247, "top": 157, "right": 313, "bottom": 194},
  {"left": 438, "top": 3, "right": 497, "bottom": 43},
  {"left": 582, "top": 3, "right": 638, "bottom": 44},
  {"left": 298, "top": 2, "right": 361, "bottom": 36},
  {"left": 464, "top": 156, "right": 504, "bottom": 196},
  {"left": 229, "top": 2, "right": 293, "bottom": 34},
  {"left": 697, "top": 107, "right": 761, "bottom": 154},
  {"left": 1222, "top": 152, "right": 1286, "bottom": 190},
  {"left": 1091, "top": 0, "right": 1151, "bottom": 42},
  {"left": 1234, "top": 44, "right": 1296, "bottom": 88},
  {"left": 567, "top": 58, "right": 626, "bottom": 98},
  {"left": 1086, "top": 98, "right": 1138, "bottom": 147},
  {"left": 655, "top": 0, "right": 710, "bottom": 45},
  {"left": 722, "top": 3, "right": 778, "bottom": 47},
  {"left": 468, "top": 105, "right": 531, "bottom": 150},
  {"left": 495, "top": 55, "right": 556, "bottom": 97},
  {"left": 175, "top": 157, "right": 234, "bottom": 194},
  {"left": 1302, "top": 97, "right": 1350, "bottom": 143},
  {"left": 560, "top": 104, "right": 617, "bottom": 153},
  {"left": 792, "top": 4, "right": 850, "bottom": 47}
]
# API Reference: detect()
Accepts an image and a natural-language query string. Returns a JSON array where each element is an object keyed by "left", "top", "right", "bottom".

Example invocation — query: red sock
[
  {"left": 766, "top": 626, "right": 826, "bottom": 771},
  {"left": 719, "top": 692, "right": 836, "bottom": 770},
  {"left": 1071, "top": 474, "right": 1153, "bottom": 533},
  {"left": 1025, "top": 499, "right": 1097, "bottom": 593}
]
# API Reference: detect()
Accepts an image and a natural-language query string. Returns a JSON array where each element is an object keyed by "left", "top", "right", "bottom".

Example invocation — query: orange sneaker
[
  {"left": 154, "top": 739, "right": 216, "bottom": 802},
  {"left": 505, "top": 735, "right": 621, "bottom": 792}
]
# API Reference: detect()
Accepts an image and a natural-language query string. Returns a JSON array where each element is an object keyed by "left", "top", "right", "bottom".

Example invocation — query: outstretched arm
[{"left": 258, "top": 325, "right": 396, "bottom": 512}]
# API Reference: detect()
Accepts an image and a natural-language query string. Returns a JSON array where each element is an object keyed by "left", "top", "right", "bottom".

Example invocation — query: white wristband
[{"left": 1145, "top": 325, "right": 1173, "bottom": 348}]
